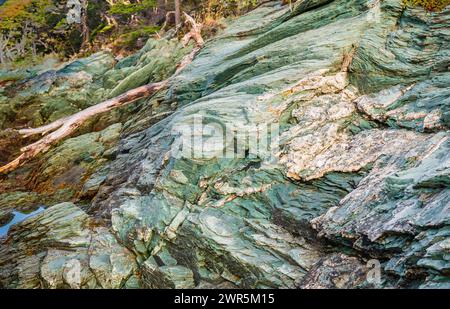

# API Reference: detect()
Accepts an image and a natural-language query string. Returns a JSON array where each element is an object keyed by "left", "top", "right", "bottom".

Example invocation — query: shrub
[{"left": 108, "top": 0, "right": 156, "bottom": 16}]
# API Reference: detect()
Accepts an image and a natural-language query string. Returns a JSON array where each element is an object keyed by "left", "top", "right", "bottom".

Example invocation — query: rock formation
[{"left": 0, "top": 0, "right": 448, "bottom": 289}]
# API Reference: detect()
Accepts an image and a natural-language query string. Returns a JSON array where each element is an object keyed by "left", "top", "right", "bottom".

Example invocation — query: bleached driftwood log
[{"left": 0, "top": 13, "right": 204, "bottom": 174}]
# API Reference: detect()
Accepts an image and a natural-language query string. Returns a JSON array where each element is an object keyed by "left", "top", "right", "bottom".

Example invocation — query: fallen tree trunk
[{"left": 0, "top": 13, "right": 204, "bottom": 174}]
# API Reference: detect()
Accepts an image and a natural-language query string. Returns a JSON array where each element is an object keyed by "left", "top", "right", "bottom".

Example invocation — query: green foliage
[
  {"left": 0, "top": 0, "right": 106, "bottom": 64},
  {"left": 199, "top": 0, "right": 260, "bottom": 22},
  {"left": 0, "top": 0, "right": 62, "bottom": 66},
  {"left": 98, "top": 24, "right": 114, "bottom": 34},
  {"left": 403, "top": 0, "right": 450, "bottom": 11},
  {"left": 108, "top": 0, "right": 156, "bottom": 16},
  {"left": 116, "top": 25, "right": 160, "bottom": 50},
  {"left": 0, "top": 0, "right": 263, "bottom": 65},
  {"left": 223, "top": 0, "right": 258, "bottom": 10},
  {"left": 205, "top": 0, "right": 259, "bottom": 15},
  {"left": 0, "top": 0, "right": 53, "bottom": 31}
]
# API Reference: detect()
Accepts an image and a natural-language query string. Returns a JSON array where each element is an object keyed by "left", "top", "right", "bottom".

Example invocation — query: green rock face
[
  {"left": 0, "top": 52, "right": 117, "bottom": 129},
  {"left": 0, "top": 0, "right": 449, "bottom": 289}
]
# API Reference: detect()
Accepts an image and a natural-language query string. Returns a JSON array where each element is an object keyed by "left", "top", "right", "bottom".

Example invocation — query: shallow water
[{"left": 0, "top": 207, "right": 45, "bottom": 238}]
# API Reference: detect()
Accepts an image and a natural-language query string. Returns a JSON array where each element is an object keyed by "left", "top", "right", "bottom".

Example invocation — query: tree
[
  {"left": 154, "top": 0, "right": 167, "bottom": 24},
  {"left": 66, "top": 0, "right": 90, "bottom": 50},
  {"left": 174, "top": 0, "right": 181, "bottom": 27},
  {"left": 157, "top": 0, "right": 166, "bottom": 12},
  {"left": 0, "top": 35, "right": 10, "bottom": 64},
  {"left": 80, "top": 0, "right": 90, "bottom": 50}
]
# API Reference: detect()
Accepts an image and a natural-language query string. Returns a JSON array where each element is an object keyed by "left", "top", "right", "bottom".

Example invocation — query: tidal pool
[{"left": 0, "top": 207, "right": 45, "bottom": 238}]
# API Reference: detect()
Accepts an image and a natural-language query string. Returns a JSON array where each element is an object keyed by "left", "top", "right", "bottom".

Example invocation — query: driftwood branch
[
  {"left": 0, "top": 13, "right": 204, "bottom": 174},
  {"left": 181, "top": 12, "right": 204, "bottom": 47}
]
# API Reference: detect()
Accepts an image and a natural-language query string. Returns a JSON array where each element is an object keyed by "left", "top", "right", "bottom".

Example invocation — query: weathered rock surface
[
  {"left": 0, "top": 0, "right": 449, "bottom": 289},
  {"left": 297, "top": 253, "right": 377, "bottom": 289},
  {"left": 0, "top": 203, "right": 136, "bottom": 288}
]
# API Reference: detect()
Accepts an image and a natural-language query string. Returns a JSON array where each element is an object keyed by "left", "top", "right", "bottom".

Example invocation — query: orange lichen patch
[
  {"left": 83, "top": 217, "right": 105, "bottom": 230},
  {"left": 0, "top": 0, "right": 33, "bottom": 20},
  {"left": 268, "top": 104, "right": 286, "bottom": 117}
]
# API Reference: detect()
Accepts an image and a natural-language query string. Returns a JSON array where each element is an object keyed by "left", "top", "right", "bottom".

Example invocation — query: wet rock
[
  {"left": 0, "top": 212, "right": 13, "bottom": 227},
  {"left": 0, "top": 191, "right": 47, "bottom": 240}
]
